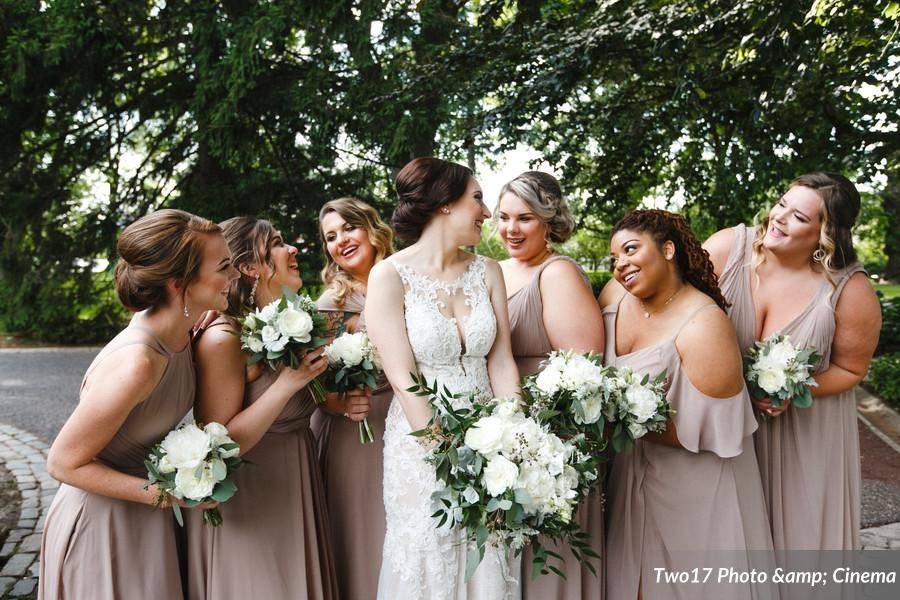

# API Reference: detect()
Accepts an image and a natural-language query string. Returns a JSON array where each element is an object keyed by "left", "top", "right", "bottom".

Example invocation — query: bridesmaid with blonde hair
[
  {"left": 184, "top": 216, "right": 337, "bottom": 600},
  {"left": 600, "top": 209, "right": 775, "bottom": 600},
  {"left": 704, "top": 172, "right": 881, "bottom": 550},
  {"left": 40, "top": 209, "right": 237, "bottom": 600},
  {"left": 313, "top": 196, "right": 395, "bottom": 600},
  {"left": 496, "top": 171, "right": 606, "bottom": 599}
]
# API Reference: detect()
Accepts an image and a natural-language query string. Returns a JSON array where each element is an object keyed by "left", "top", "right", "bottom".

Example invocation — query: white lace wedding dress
[{"left": 377, "top": 255, "right": 521, "bottom": 600}]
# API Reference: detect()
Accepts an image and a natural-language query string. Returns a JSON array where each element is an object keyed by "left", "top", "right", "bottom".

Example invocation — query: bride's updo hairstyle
[
  {"left": 114, "top": 209, "right": 221, "bottom": 311},
  {"left": 392, "top": 157, "right": 473, "bottom": 241},
  {"left": 612, "top": 209, "right": 730, "bottom": 311}
]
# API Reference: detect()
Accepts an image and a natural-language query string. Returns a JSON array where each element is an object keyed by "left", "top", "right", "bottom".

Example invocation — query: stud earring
[
  {"left": 248, "top": 274, "right": 260, "bottom": 306},
  {"left": 440, "top": 206, "right": 450, "bottom": 214}
]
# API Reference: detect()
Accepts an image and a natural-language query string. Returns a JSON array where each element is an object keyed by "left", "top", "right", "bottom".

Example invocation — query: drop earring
[
  {"left": 812, "top": 247, "right": 826, "bottom": 263},
  {"left": 248, "top": 274, "right": 260, "bottom": 306},
  {"left": 183, "top": 302, "right": 190, "bottom": 318}
]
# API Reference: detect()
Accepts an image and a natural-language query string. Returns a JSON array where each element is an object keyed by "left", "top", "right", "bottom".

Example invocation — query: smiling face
[
  {"left": 257, "top": 230, "right": 302, "bottom": 301},
  {"left": 762, "top": 185, "right": 824, "bottom": 259},
  {"left": 446, "top": 176, "right": 491, "bottom": 246},
  {"left": 497, "top": 191, "right": 549, "bottom": 261},
  {"left": 184, "top": 233, "right": 239, "bottom": 312},
  {"left": 320, "top": 211, "right": 377, "bottom": 279},
  {"left": 609, "top": 228, "right": 675, "bottom": 298}
]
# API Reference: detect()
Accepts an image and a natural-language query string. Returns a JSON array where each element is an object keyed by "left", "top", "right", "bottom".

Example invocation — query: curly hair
[
  {"left": 319, "top": 197, "right": 394, "bottom": 307},
  {"left": 218, "top": 216, "right": 279, "bottom": 317},
  {"left": 498, "top": 171, "right": 575, "bottom": 243},
  {"left": 752, "top": 171, "right": 860, "bottom": 288},
  {"left": 613, "top": 209, "right": 730, "bottom": 311}
]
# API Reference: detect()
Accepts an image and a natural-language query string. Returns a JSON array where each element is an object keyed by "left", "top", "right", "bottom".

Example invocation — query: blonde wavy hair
[
  {"left": 319, "top": 197, "right": 394, "bottom": 307},
  {"left": 751, "top": 172, "right": 860, "bottom": 288}
]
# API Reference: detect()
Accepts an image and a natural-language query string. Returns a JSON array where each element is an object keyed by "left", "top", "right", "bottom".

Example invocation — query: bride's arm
[
  {"left": 365, "top": 260, "right": 433, "bottom": 431},
  {"left": 484, "top": 259, "right": 521, "bottom": 398}
]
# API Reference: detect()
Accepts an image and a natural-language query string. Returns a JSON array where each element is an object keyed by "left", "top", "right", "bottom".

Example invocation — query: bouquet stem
[
  {"left": 310, "top": 378, "right": 327, "bottom": 404},
  {"left": 359, "top": 417, "right": 375, "bottom": 444}
]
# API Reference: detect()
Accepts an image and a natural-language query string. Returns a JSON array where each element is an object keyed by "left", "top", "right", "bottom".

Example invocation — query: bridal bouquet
[
  {"left": 323, "top": 331, "right": 382, "bottom": 443},
  {"left": 744, "top": 333, "right": 821, "bottom": 409},
  {"left": 521, "top": 351, "right": 610, "bottom": 452},
  {"left": 409, "top": 374, "right": 602, "bottom": 581},
  {"left": 239, "top": 284, "right": 328, "bottom": 398},
  {"left": 601, "top": 366, "right": 670, "bottom": 452},
  {"left": 145, "top": 421, "right": 243, "bottom": 527}
]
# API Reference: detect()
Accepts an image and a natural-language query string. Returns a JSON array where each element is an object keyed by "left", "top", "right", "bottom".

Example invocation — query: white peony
[
  {"left": 493, "top": 396, "right": 521, "bottom": 419},
  {"left": 766, "top": 339, "right": 797, "bottom": 368},
  {"left": 246, "top": 335, "right": 265, "bottom": 353},
  {"left": 325, "top": 332, "right": 366, "bottom": 366},
  {"left": 575, "top": 394, "right": 604, "bottom": 425},
  {"left": 464, "top": 415, "right": 508, "bottom": 456},
  {"left": 561, "top": 356, "right": 603, "bottom": 393},
  {"left": 174, "top": 465, "right": 217, "bottom": 501},
  {"left": 483, "top": 455, "right": 519, "bottom": 497},
  {"left": 755, "top": 360, "right": 787, "bottom": 395},
  {"left": 500, "top": 416, "right": 542, "bottom": 458},
  {"left": 160, "top": 423, "right": 210, "bottom": 470},
  {"left": 517, "top": 465, "right": 556, "bottom": 514},
  {"left": 278, "top": 307, "right": 314, "bottom": 342},
  {"left": 625, "top": 384, "right": 660, "bottom": 423},
  {"left": 535, "top": 365, "right": 563, "bottom": 395}
]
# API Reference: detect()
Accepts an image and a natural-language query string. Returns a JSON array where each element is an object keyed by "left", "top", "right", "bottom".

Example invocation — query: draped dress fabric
[
  {"left": 603, "top": 298, "right": 776, "bottom": 600},
  {"left": 377, "top": 255, "right": 521, "bottom": 600},
  {"left": 507, "top": 255, "right": 605, "bottom": 600},
  {"left": 717, "top": 223, "right": 864, "bottom": 551},
  {"left": 311, "top": 289, "right": 391, "bottom": 600},
  {"left": 184, "top": 320, "right": 338, "bottom": 600},
  {"left": 39, "top": 325, "right": 195, "bottom": 600}
]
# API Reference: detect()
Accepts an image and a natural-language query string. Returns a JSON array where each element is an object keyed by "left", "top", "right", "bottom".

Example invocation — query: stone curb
[{"left": 0, "top": 423, "right": 58, "bottom": 598}]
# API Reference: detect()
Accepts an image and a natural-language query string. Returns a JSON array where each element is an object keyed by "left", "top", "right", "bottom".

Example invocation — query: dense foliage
[{"left": 1, "top": 1, "right": 897, "bottom": 342}]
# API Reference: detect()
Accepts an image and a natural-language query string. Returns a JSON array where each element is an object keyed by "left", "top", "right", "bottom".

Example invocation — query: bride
[{"left": 366, "top": 157, "right": 522, "bottom": 600}]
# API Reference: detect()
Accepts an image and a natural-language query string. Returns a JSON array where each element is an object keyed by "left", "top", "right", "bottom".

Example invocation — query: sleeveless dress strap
[
  {"left": 673, "top": 303, "right": 721, "bottom": 338},
  {"left": 829, "top": 263, "right": 867, "bottom": 308}
]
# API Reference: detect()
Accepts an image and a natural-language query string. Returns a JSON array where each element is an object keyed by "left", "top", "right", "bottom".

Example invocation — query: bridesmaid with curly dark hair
[{"left": 599, "top": 210, "right": 775, "bottom": 600}]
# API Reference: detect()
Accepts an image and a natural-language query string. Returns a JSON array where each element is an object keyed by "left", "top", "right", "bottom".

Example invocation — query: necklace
[{"left": 639, "top": 285, "right": 683, "bottom": 319}]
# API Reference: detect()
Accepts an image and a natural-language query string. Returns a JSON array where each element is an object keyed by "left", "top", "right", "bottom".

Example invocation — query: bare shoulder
[
  {"left": 84, "top": 343, "right": 167, "bottom": 406},
  {"left": 675, "top": 301, "right": 743, "bottom": 397},
  {"left": 703, "top": 227, "right": 738, "bottom": 275},
  {"left": 597, "top": 278, "right": 626, "bottom": 310},
  {"left": 676, "top": 302, "right": 736, "bottom": 351},
  {"left": 835, "top": 272, "right": 881, "bottom": 323},
  {"left": 540, "top": 258, "right": 590, "bottom": 295},
  {"left": 195, "top": 323, "right": 243, "bottom": 363},
  {"left": 369, "top": 258, "right": 402, "bottom": 286}
]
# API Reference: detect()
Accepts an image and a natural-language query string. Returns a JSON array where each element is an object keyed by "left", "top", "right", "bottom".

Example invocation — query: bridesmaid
[
  {"left": 496, "top": 172, "right": 606, "bottom": 598},
  {"left": 599, "top": 209, "right": 775, "bottom": 600},
  {"left": 704, "top": 172, "right": 881, "bottom": 550},
  {"left": 312, "top": 197, "right": 395, "bottom": 600},
  {"left": 39, "top": 209, "right": 237, "bottom": 600},
  {"left": 184, "top": 216, "right": 337, "bottom": 600}
]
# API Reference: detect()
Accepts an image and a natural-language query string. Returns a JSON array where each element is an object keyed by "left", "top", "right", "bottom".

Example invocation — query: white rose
[
  {"left": 627, "top": 421, "right": 648, "bottom": 439},
  {"left": 325, "top": 333, "right": 366, "bottom": 366},
  {"left": 246, "top": 335, "right": 265, "bottom": 353},
  {"left": 257, "top": 303, "right": 278, "bottom": 324},
  {"left": 483, "top": 455, "right": 519, "bottom": 497},
  {"left": 517, "top": 465, "right": 556, "bottom": 513},
  {"left": 261, "top": 325, "right": 280, "bottom": 344},
  {"left": 157, "top": 455, "right": 175, "bottom": 474},
  {"left": 278, "top": 307, "right": 314, "bottom": 342},
  {"left": 493, "top": 396, "right": 521, "bottom": 418},
  {"left": 535, "top": 365, "right": 563, "bottom": 395},
  {"left": 174, "top": 465, "right": 217, "bottom": 501},
  {"left": 625, "top": 384, "right": 660, "bottom": 423},
  {"left": 767, "top": 339, "right": 796, "bottom": 368},
  {"left": 756, "top": 362, "right": 787, "bottom": 395},
  {"left": 464, "top": 416, "right": 507, "bottom": 456},
  {"left": 204, "top": 422, "right": 239, "bottom": 458},
  {"left": 160, "top": 424, "right": 210, "bottom": 470},
  {"left": 575, "top": 394, "right": 603, "bottom": 425}
]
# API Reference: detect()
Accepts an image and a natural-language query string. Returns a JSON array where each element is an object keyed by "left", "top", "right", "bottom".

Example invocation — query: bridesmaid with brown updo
[
  {"left": 704, "top": 172, "right": 881, "bottom": 550},
  {"left": 184, "top": 216, "right": 337, "bottom": 600},
  {"left": 312, "top": 197, "right": 395, "bottom": 600},
  {"left": 496, "top": 172, "right": 606, "bottom": 599},
  {"left": 39, "top": 209, "right": 237, "bottom": 600},
  {"left": 599, "top": 209, "right": 775, "bottom": 600}
]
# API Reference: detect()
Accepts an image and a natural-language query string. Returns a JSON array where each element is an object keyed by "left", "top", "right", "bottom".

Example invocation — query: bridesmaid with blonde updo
[
  {"left": 496, "top": 171, "right": 606, "bottom": 599},
  {"left": 704, "top": 172, "right": 881, "bottom": 550},
  {"left": 40, "top": 209, "right": 237, "bottom": 600},
  {"left": 313, "top": 197, "right": 395, "bottom": 600}
]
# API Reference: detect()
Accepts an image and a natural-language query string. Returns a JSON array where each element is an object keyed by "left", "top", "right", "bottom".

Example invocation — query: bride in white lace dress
[{"left": 366, "top": 158, "right": 522, "bottom": 600}]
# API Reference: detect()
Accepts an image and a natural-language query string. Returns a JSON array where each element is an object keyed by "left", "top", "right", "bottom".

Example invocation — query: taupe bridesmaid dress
[
  {"left": 717, "top": 223, "right": 864, "bottom": 550},
  {"left": 184, "top": 320, "right": 338, "bottom": 600},
  {"left": 312, "top": 289, "right": 390, "bottom": 600},
  {"left": 603, "top": 298, "right": 776, "bottom": 600},
  {"left": 39, "top": 325, "right": 194, "bottom": 600},
  {"left": 508, "top": 255, "right": 606, "bottom": 599}
]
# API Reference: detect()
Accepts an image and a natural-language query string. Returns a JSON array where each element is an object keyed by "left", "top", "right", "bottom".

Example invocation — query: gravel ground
[{"left": 0, "top": 348, "right": 98, "bottom": 443}]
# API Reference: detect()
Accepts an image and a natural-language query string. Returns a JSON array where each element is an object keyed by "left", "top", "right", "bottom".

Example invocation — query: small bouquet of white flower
[
  {"left": 409, "top": 374, "right": 602, "bottom": 581},
  {"left": 239, "top": 284, "right": 328, "bottom": 399},
  {"left": 744, "top": 333, "right": 821, "bottom": 410},
  {"left": 602, "top": 366, "right": 670, "bottom": 452},
  {"left": 521, "top": 350, "right": 611, "bottom": 454},
  {"left": 145, "top": 421, "right": 243, "bottom": 527},
  {"left": 323, "top": 331, "right": 382, "bottom": 443}
]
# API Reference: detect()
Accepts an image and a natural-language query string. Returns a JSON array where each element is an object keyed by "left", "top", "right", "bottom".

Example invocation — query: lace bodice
[{"left": 378, "top": 254, "right": 518, "bottom": 600}]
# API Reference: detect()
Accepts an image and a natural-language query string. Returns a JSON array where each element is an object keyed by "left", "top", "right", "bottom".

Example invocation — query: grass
[{"left": 876, "top": 284, "right": 900, "bottom": 299}]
